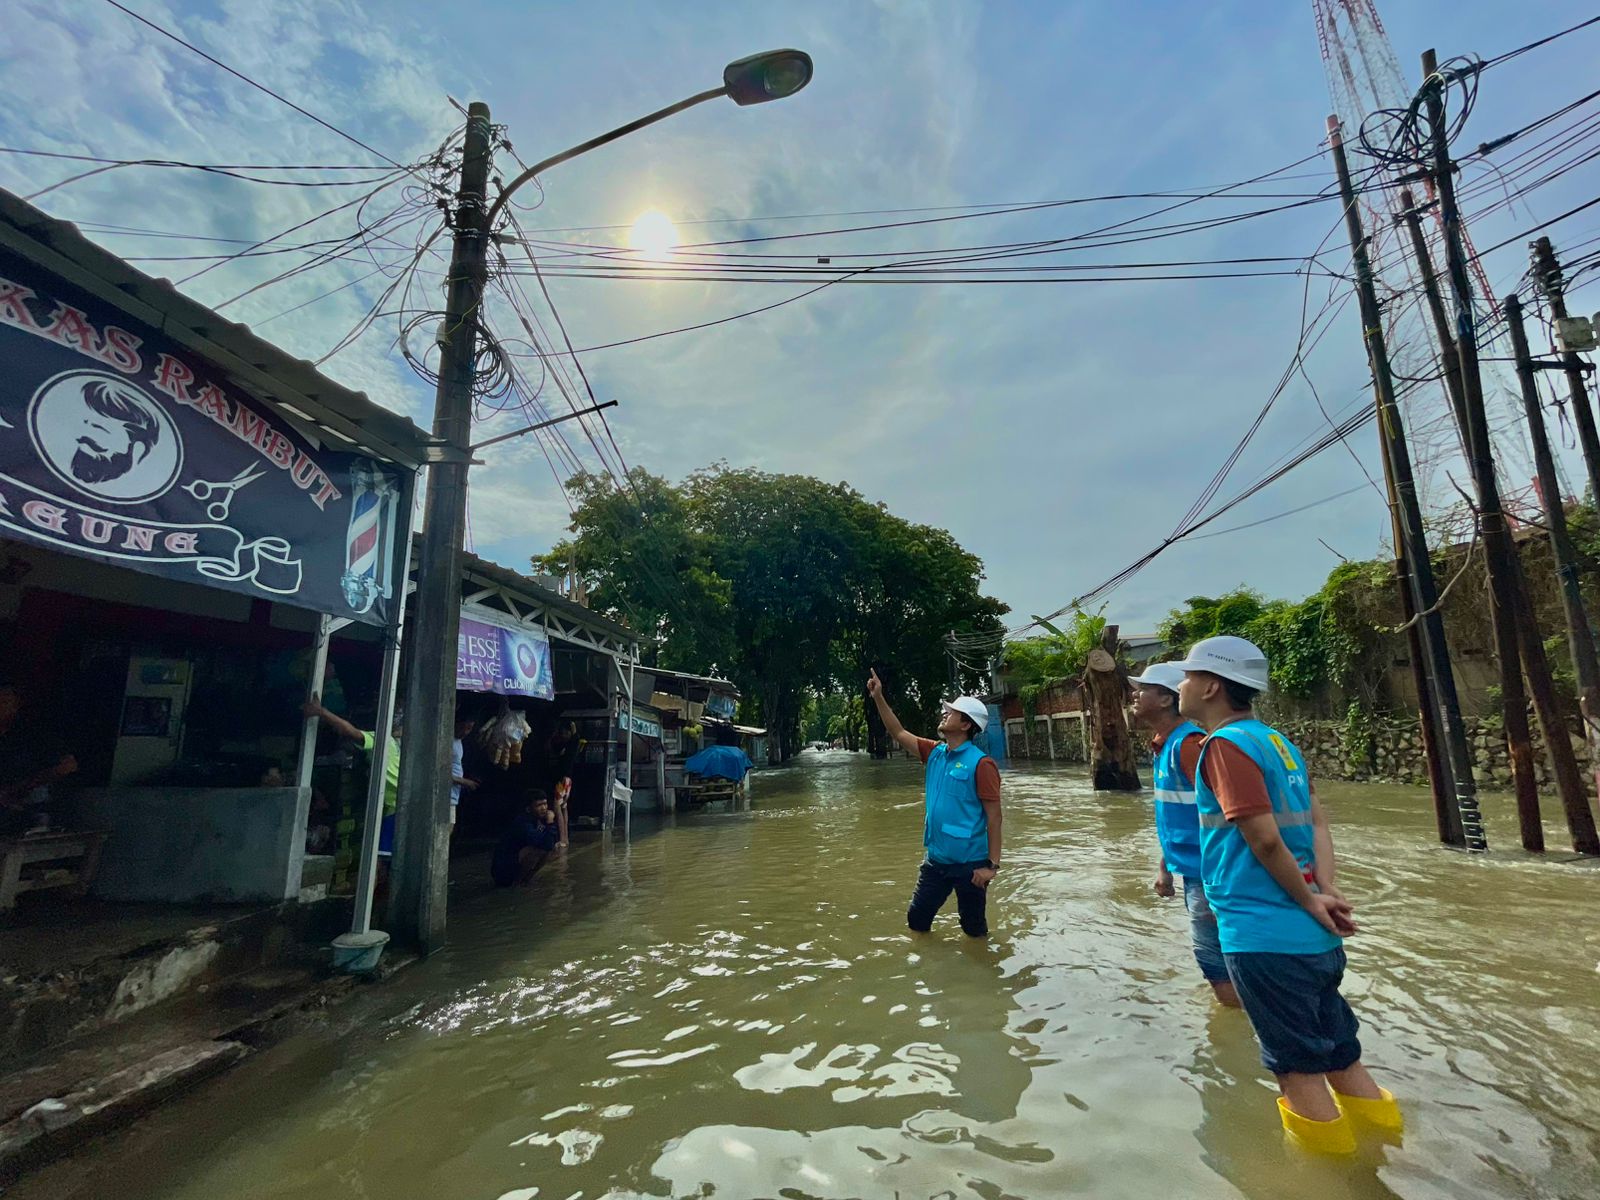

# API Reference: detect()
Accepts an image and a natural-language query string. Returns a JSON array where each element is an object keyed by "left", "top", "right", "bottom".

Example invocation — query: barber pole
[{"left": 340, "top": 459, "right": 396, "bottom": 613}]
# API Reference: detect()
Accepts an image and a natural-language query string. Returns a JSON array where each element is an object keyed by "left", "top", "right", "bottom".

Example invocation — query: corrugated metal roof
[
  {"left": 453, "top": 544, "right": 637, "bottom": 644},
  {"left": 0, "top": 188, "right": 435, "bottom": 468},
  {"left": 650, "top": 666, "right": 739, "bottom": 694}
]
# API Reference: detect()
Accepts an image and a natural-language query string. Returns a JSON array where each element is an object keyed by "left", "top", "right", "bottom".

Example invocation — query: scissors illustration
[{"left": 184, "top": 465, "right": 266, "bottom": 522}]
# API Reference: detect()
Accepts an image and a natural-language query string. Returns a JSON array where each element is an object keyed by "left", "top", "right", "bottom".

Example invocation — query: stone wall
[{"left": 1273, "top": 716, "right": 1590, "bottom": 790}]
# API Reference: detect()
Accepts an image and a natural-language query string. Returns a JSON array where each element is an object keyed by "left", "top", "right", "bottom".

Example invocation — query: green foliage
[
  {"left": 1341, "top": 700, "right": 1376, "bottom": 775},
  {"left": 540, "top": 464, "right": 1006, "bottom": 759},
  {"left": 535, "top": 468, "right": 734, "bottom": 672},
  {"left": 805, "top": 691, "right": 866, "bottom": 749},
  {"left": 1157, "top": 589, "right": 1267, "bottom": 656},
  {"left": 1002, "top": 607, "right": 1106, "bottom": 716}
]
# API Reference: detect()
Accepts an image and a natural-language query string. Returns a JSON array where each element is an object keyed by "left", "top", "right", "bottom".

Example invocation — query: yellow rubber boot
[
  {"left": 1335, "top": 1087, "right": 1403, "bottom": 1135},
  {"left": 1278, "top": 1097, "right": 1357, "bottom": 1155}
]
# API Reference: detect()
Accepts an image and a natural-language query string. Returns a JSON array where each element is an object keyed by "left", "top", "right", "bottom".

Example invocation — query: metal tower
[{"left": 1313, "top": 0, "right": 1537, "bottom": 525}]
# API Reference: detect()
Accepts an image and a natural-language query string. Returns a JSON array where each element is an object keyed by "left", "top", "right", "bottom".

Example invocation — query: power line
[
  {"left": 1482, "top": 14, "right": 1600, "bottom": 69},
  {"left": 100, "top": 0, "right": 419, "bottom": 178}
]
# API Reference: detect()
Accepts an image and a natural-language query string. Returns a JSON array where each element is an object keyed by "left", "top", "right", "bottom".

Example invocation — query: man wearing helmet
[
  {"left": 867, "top": 669, "right": 1001, "bottom": 938},
  {"left": 1128, "top": 661, "right": 1239, "bottom": 1007},
  {"left": 1174, "top": 635, "right": 1400, "bottom": 1153}
]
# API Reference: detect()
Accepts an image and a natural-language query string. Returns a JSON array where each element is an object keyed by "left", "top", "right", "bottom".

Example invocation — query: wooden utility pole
[
  {"left": 1398, "top": 192, "right": 1469, "bottom": 438},
  {"left": 1529, "top": 237, "right": 1600, "bottom": 505},
  {"left": 1398, "top": 187, "right": 1542, "bottom": 842},
  {"left": 1329, "top": 118, "right": 1471, "bottom": 846},
  {"left": 1505, "top": 294, "right": 1600, "bottom": 854},
  {"left": 389, "top": 102, "right": 495, "bottom": 951},
  {"left": 1420, "top": 49, "right": 1577, "bottom": 852},
  {"left": 1083, "top": 625, "right": 1139, "bottom": 791}
]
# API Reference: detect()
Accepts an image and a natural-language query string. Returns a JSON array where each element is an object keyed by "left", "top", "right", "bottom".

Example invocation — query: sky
[{"left": 3, "top": 0, "right": 1597, "bottom": 643}]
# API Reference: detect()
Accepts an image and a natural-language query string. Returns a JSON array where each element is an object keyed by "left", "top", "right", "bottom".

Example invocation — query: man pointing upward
[{"left": 867, "top": 669, "right": 1002, "bottom": 938}]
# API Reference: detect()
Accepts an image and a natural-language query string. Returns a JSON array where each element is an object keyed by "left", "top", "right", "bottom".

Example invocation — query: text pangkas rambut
[{"left": 0, "top": 277, "right": 343, "bottom": 510}]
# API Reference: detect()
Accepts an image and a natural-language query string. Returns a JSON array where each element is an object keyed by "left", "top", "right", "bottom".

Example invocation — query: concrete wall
[{"left": 77, "top": 786, "right": 310, "bottom": 903}]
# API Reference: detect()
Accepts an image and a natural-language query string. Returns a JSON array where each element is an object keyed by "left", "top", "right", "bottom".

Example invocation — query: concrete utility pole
[
  {"left": 1530, "top": 236, "right": 1600, "bottom": 505},
  {"left": 1329, "top": 118, "right": 1474, "bottom": 847},
  {"left": 1420, "top": 49, "right": 1592, "bottom": 853},
  {"left": 389, "top": 102, "right": 495, "bottom": 952},
  {"left": 1505, "top": 293, "right": 1600, "bottom": 853},
  {"left": 382, "top": 52, "right": 814, "bottom": 950}
]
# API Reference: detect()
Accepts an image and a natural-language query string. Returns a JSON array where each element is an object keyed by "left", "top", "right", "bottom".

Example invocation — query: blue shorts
[
  {"left": 377, "top": 813, "right": 396, "bottom": 858},
  {"left": 1225, "top": 947, "right": 1361, "bottom": 1076},
  {"left": 1181, "top": 877, "right": 1229, "bottom": 984}
]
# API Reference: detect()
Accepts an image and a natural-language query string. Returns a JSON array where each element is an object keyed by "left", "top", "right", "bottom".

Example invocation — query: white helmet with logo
[{"left": 1171, "top": 635, "right": 1271, "bottom": 692}]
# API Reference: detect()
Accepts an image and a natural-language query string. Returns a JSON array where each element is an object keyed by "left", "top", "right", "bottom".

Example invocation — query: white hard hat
[
  {"left": 1171, "top": 635, "right": 1271, "bottom": 692},
  {"left": 1128, "top": 663, "right": 1186, "bottom": 692},
  {"left": 942, "top": 696, "right": 990, "bottom": 732}
]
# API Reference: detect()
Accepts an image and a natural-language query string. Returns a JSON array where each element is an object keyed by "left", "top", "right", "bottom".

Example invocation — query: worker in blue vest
[
  {"left": 1128, "top": 662, "right": 1239, "bottom": 1007},
  {"left": 1173, "top": 635, "right": 1401, "bottom": 1154},
  {"left": 867, "top": 668, "right": 1001, "bottom": 937}
]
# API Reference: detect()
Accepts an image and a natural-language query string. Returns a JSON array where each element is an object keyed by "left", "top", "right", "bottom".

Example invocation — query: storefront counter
[{"left": 74, "top": 786, "right": 312, "bottom": 904}]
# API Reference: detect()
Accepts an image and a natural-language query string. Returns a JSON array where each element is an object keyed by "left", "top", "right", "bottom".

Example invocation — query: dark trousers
[{"left": 907, "top": 858, "right": 989, "bottom": 937}]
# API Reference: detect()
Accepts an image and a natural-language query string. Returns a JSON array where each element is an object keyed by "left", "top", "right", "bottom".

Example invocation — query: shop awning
[
  {"left": 732, "top": 725, "right": 767, "bottom": 736},
  {"left": 0, "top": 189, "right": 433, "bottom": 627}
]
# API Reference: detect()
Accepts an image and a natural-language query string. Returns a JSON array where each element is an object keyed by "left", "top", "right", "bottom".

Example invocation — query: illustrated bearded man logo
[
  {"left": 28, "top": 371, "right": 182, "bottom": 504},
  {"left": 70, "top": 379, "right": 162, "bottom": 484}
]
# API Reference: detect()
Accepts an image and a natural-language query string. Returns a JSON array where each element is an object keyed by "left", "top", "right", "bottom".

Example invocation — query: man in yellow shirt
[{"left": 303, "top": 695, "right": 402, "bottom": 888}]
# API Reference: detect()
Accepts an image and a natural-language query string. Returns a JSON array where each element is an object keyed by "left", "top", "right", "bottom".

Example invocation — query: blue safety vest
[
  {"left": 1152, "top": 721, "right": 1205, "bottom": 879},
  {"left": 924, "top": 741, "right": 991, "bottom": 865},
  {"left": 1195, "top": 718, "right": 1340, "bottom": 955}
]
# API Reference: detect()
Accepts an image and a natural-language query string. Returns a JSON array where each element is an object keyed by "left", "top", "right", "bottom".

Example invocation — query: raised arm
[
  {"left": 866, "top": 669, "right": 922, "bottom": 754},
  {"left": 302, "top": 694, "right": 365, "bottom": 745}
]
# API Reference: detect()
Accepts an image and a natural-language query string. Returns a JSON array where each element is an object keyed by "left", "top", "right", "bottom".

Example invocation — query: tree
[
  {"left": 539, "top": 464, "right": 1006, "bottom": 763},
  {"left": 535, "top": 469, "right": 733, "bottom": 672},
  {"left": 1001, "top": 607, "right": 1107, "bottom": 714},
  {"left": 1156, "top": 589, "right": 1267, "bottom": 656}
]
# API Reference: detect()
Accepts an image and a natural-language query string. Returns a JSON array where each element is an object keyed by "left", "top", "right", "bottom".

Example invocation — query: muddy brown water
[{"left": 16, "top": 750, "right": 1600, "bottom": 1199}]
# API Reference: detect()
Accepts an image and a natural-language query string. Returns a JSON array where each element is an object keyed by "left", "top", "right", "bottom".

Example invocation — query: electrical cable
[{"left": 100, "top": 0, "right": 424, "bottom": 180}]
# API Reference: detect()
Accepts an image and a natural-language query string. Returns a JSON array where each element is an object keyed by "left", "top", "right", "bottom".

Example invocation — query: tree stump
[{"left": 1084, "top": 626, "right": 1141, "bottom": 791}]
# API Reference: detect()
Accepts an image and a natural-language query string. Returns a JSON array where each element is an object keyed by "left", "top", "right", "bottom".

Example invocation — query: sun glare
[{"left": 627, "top": 209, "right": 680, "bottom": 260}]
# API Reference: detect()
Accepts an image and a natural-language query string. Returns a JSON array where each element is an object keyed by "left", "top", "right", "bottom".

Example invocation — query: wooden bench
[{"left": 0, "top": 831, "right": 108, "bottom": 912}]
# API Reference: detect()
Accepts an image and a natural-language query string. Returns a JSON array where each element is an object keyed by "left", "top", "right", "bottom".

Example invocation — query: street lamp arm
[{"left": 485, "top": 85, "right": 728, "bottom": 232}]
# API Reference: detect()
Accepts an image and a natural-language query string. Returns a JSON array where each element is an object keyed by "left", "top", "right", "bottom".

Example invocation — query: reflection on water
[{"left": 18, "top": 752, "right": 1600, "bottom": 1199}]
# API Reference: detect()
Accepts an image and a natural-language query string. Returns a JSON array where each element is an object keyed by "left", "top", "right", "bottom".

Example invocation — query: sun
[{"left": 626, "top": 209, "right": 679, "bottom": 260}]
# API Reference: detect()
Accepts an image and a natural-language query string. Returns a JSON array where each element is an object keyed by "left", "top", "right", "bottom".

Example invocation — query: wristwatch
[{"left": 985, "top": 859, "right": 1000, "bottom": 871}]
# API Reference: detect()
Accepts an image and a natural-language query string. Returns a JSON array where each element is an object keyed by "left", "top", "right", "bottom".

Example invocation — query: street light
[
  {"left": 390, "top": 52, "right": 813, "bottom": 953},
  {"left": 484, "top": 49, "right": 813, "bottom": 231},
  {"left": 723, "top": 49, "right": 814, "bottom": 105}
]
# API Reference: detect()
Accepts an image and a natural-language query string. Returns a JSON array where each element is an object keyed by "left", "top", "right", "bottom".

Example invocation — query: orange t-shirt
[
  {"left": 1150, "top": 728, "right": 1203, "bottom": 782},
  {"left": 1198, "top": 735, "right": 1275, "bottom": 821},
  {"left": 916, "top": 738, "right": 1001, "bottom": 803}
]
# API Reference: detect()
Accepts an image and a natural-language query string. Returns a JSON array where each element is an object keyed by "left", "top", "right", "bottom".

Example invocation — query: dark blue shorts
[{"left": 1224, "top": 948, "right": 1361, "bottom": 1076}]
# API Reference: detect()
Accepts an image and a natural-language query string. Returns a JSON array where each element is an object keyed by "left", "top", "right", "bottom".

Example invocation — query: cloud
[{"left": 4, "top": 0, "right": 1595, "bottom": 640}]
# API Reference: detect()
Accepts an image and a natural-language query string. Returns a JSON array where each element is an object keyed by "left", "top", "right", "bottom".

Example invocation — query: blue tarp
[{"left": 684, "top": 745, "right": 753, "bottom": 782}]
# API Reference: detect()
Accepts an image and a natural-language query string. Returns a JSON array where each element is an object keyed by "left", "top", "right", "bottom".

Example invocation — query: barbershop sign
[{"left": 0, "top": 248, "right": 407, "bottom": 625}]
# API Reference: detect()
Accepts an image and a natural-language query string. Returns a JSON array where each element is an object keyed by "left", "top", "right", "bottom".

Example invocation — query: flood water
[{"left": 19, "top": 751, "right": 1600, "bottom": 1200}]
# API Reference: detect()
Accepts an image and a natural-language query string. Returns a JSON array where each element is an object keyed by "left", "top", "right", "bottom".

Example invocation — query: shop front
[
  {"left": 447, "top": 552, "right": 641, "bottom": 843},
  {"left": 0, "top": 189, "right": 428, "bottom": 923}
]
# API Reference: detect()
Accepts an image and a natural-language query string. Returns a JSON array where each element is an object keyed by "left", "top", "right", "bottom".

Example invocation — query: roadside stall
[
  {"left": 0, "top": 189, "right": 427, "bottom": 923},
  {"left": 447, "top": 551, "right": 641, "bottom": 839}
]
